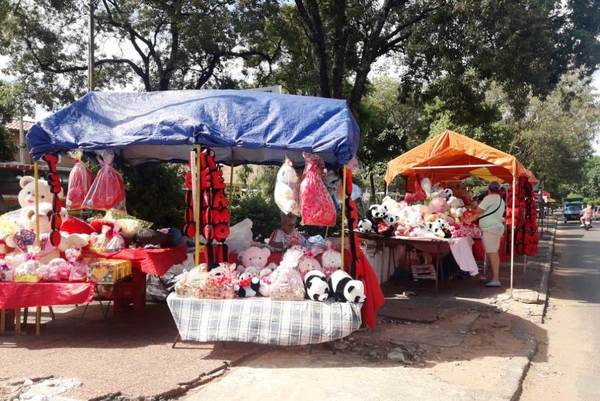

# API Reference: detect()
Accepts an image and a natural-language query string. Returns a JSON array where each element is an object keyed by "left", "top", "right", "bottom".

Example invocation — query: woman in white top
[{"left": 465, "top": 182, "right": 506, "bottom": 287}]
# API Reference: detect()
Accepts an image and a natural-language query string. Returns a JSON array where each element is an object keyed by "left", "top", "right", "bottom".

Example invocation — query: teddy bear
[
  {"left": 321, "top": 245, "right": 342, "bottom": 278},
  {"left": 5, "top": 203, "right": 89, "bottom": 264},
  {"left": 238, "top": 246, "right": 274, "bottom": 270},
  {"left": 427, "top": 218, "right": 452, "bottom": 239},
  {"left": 17, "top": 176, "right": 56, "bottom": 209},
  {"left": 298, "top": 251, "right": 322, "bottom": 278},
  {"left": 448, "top": 196, "right": 466, "bottom": 222},
  {"left": 274, "top": 159, "right": 300, "bottom": 216}
]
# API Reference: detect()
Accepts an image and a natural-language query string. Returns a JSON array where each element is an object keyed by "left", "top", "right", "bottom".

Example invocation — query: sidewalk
[
  {"left": 1, "top": 218, "right": 556, "bottom": 401},
  {"left": 184, "top": 218, "right": 557, "bottom": 401}
]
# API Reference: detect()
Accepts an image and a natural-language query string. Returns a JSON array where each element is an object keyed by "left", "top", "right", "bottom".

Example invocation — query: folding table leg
[
  {"left": 49, "top": 306, "right": 56, "bottom": 320},
  {"left": 35, "top": 307, "right": 41, "bottom": 336},
  {"left": 14, "top": 309, "right": 21, "bottom": 336},
  {"left": 0, "top": 309, "right": 5, "bottom": 334},
  {"left": 23, "top": 307, "right": 28, "bottom": 325}
]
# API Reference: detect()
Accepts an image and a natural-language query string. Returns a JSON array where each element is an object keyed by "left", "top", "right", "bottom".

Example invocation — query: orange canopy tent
[
  {"left": 384, "top": 130, "right": 536, "bottom": 295},
  {"left": 384, "top": 130, "right": 536, "bottom": 186}
]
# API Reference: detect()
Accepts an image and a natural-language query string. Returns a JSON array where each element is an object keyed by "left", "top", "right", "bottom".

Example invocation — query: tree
[
  {"left": 510, "top": 72, "right": 600, "bottom": 198},
  {"left": 0, "top": 81, "right": 21, "bottom": 161},
  {"left": 580, "top": 156, "right": 600, "bottom": 201},
  {"left": 249, "top": 0, "right": 600, "bottom": 114},
  {"left": 0, "top": 0, "right": 279, "bottom": 108}
]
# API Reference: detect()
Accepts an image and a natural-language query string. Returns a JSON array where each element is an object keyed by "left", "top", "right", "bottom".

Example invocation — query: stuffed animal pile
[
  {"left": 174, "top": 244, "right": 366, "bottom": 304},
  {"left": 357, "top": 178, "right": 481, "bottom": 240}
]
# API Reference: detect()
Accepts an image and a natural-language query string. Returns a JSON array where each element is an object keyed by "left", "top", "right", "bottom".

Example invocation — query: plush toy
[
  {"left": 321, "top": 245, "right": 342, "bottom": 277},
  {"left": 442, "top": 188, "right": 453, "bottom": 199},
  {"left": 304, "top": 270, "right": 330, "bottom": 301},
  {"left": 357, "top": 219, "right": 373, "bottom": 233},
  {"left": 368, "top": 204, "right": 387, "bottom": 220},
  {"left": 420, "top": 177, "right": 433, "bottom": 198},
  {"left": 274, "top": 159, "right": 300, "bottom": 216},
  {"left": 428, "top": 197, "right": 449, "bottom": 213},
  {"left": 381, "top": 196, "right": 405, "bottom": 216},
  {"left": 279, "top": 246, "right": 305, "bottom": 270},
  {"left": 41, "top": 257, "right": 71, "bottom": 281},
  {"left": 258, "top": 267, "right": 275, "bottom": 297},
  {"left": 427, "top": 218, "right": 452, "bottom": 239},
  {"left": 405, "top": 206, "right": 424, "bottom": 228},
  {"left": 238, "top": 246, "right": 272, "bottom": 270},
  {"left": 447, "top": 196, "right": 466, "bottom": 222},
  {"left": 383, "top": 211, "right": 400, "bottom": 226},
  {"left": 65, "top": 248, "right": 87, "bottom": 281},
  {"left": 5, "top": 204, "right": 89, "bottom": 264},
  {"left": 329, "top": 270, "right": 366, "bottom": 303},
  {"left": 298, "top": 252, "right": 322, "bottom": 278},
  {"left": 236, "top": 270, "right": 261, "bottom": 297},
  {"left": 17, "top": 176, "right": 55, "bottom": 208}
]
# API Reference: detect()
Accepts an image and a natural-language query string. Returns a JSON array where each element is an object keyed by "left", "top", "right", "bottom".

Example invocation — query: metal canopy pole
[{"left": 510, "top": 176, "right": 516, "bottom": 297}]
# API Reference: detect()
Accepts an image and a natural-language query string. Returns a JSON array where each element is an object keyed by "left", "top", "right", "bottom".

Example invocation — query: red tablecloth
[
  {"left": 84, "top": 243, "right": 188, "bottom": 276},
  {"left": 0, "top": 282, "right": 95, "bottom": 309}
]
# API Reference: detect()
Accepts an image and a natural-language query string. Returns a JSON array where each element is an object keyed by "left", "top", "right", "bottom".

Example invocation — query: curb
[
  {"left": 510, "top": 339, "right": 538, "bottom": 401},
  {"left": 537, "top": 216, "right": 557, "bottom": 323}
]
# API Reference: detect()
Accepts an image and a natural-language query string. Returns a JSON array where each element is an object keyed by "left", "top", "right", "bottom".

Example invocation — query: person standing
[{"left": 465, "top": 182, "right": 506, "bottom": 287}]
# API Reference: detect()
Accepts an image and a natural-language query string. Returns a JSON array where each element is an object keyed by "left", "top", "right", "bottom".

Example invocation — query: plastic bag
[
  {"left": 83, "top": 151, "right": 126, "bottom": 211},
  {"left": 67, "top": 160, "right": 94, "bottom": 210},
  {"left": 299, "top": 153, "right": 336, "bottom": 226},
  {"left": 225, "top": 218, "right": 253, "bottom": 253},
  {"left": 269, "top": 265, "right": 305, "bottom": 301},
  {"left": 274, "top": 159, "right": 300, "bottom": 216}
]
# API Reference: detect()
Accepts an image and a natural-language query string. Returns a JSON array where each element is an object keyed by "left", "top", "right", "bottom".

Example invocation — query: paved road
[{"left": 521, "top": 221, "right": 600, "bottom": 401}]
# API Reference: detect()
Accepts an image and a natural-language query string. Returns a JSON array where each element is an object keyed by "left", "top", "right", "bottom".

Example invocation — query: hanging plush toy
[{"left": 274, "top": 158, "right": 300, "bottom": 216}]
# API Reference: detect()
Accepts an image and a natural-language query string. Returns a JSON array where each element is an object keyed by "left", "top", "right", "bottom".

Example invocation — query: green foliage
[
  {"left": 0, "top": 126, "right": 16, "bottom": 161},
  {"left": 580, "top": 156, "right": 600, "bottom": 201},
  {"left": 510, "top": 72, "right": 600, "bottom": 199},
  {"left": 122, "top": 163, "right": 185, "bottom": 229},
  {"left": 230, "top": 191, "right": 280, "bottom": 241}
]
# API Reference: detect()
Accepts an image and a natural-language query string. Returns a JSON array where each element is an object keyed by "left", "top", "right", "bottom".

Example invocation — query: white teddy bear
[
  {"left": 17, "top": 176, "right": 56, "bottom": 208},
  {"left": 274, "top": 159, "right": 300, "bottom": 216}
]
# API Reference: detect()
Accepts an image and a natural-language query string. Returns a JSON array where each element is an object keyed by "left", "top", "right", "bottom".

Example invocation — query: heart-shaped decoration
[{"left": 92, "top": 266, "right": 109, "bottom": 281}]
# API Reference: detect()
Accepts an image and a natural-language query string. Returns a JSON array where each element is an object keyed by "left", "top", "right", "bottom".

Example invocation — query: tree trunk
[
  {"left": 331, "top": 0, "right": 347, "bottom": 99},
  {"left": 349, "top": 60, "right": 372, "bottom": 112}
]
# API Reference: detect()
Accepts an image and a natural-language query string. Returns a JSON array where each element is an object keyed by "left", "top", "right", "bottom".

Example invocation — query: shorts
[{"left": 482, "top": 227, "right": 504, "bottom": 253}]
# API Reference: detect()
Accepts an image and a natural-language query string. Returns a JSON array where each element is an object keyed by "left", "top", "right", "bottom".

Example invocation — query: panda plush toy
[
  {"left": 368, "top": 204, "right": 387, "bottom": 220},
  {"left": 304, "top": 270, "right": 330, "bottom": 301},
  {"left": 357, "top": 219, "right": 374, "bottom": 233},
  {"left": 427, "top": 218, "right": 452, "bottom": 239},
  {"left": 329, "top": 270, "right": 366, "bottom": 303},
  {"left": 384, "top": 211, "right": 400, "bottom": 226}
]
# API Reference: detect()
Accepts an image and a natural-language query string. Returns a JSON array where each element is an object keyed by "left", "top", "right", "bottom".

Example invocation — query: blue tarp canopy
[{"left": 27, "top": 90, "right": 360, "bottom": 167}]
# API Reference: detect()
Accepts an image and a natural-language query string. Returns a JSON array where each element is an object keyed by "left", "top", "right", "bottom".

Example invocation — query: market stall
[
  {"left": 362, "top": 130, "right": 537, "bottom": 292},
  {"left": 20, "top": 90, "right": 384, "bottom": 343}
]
